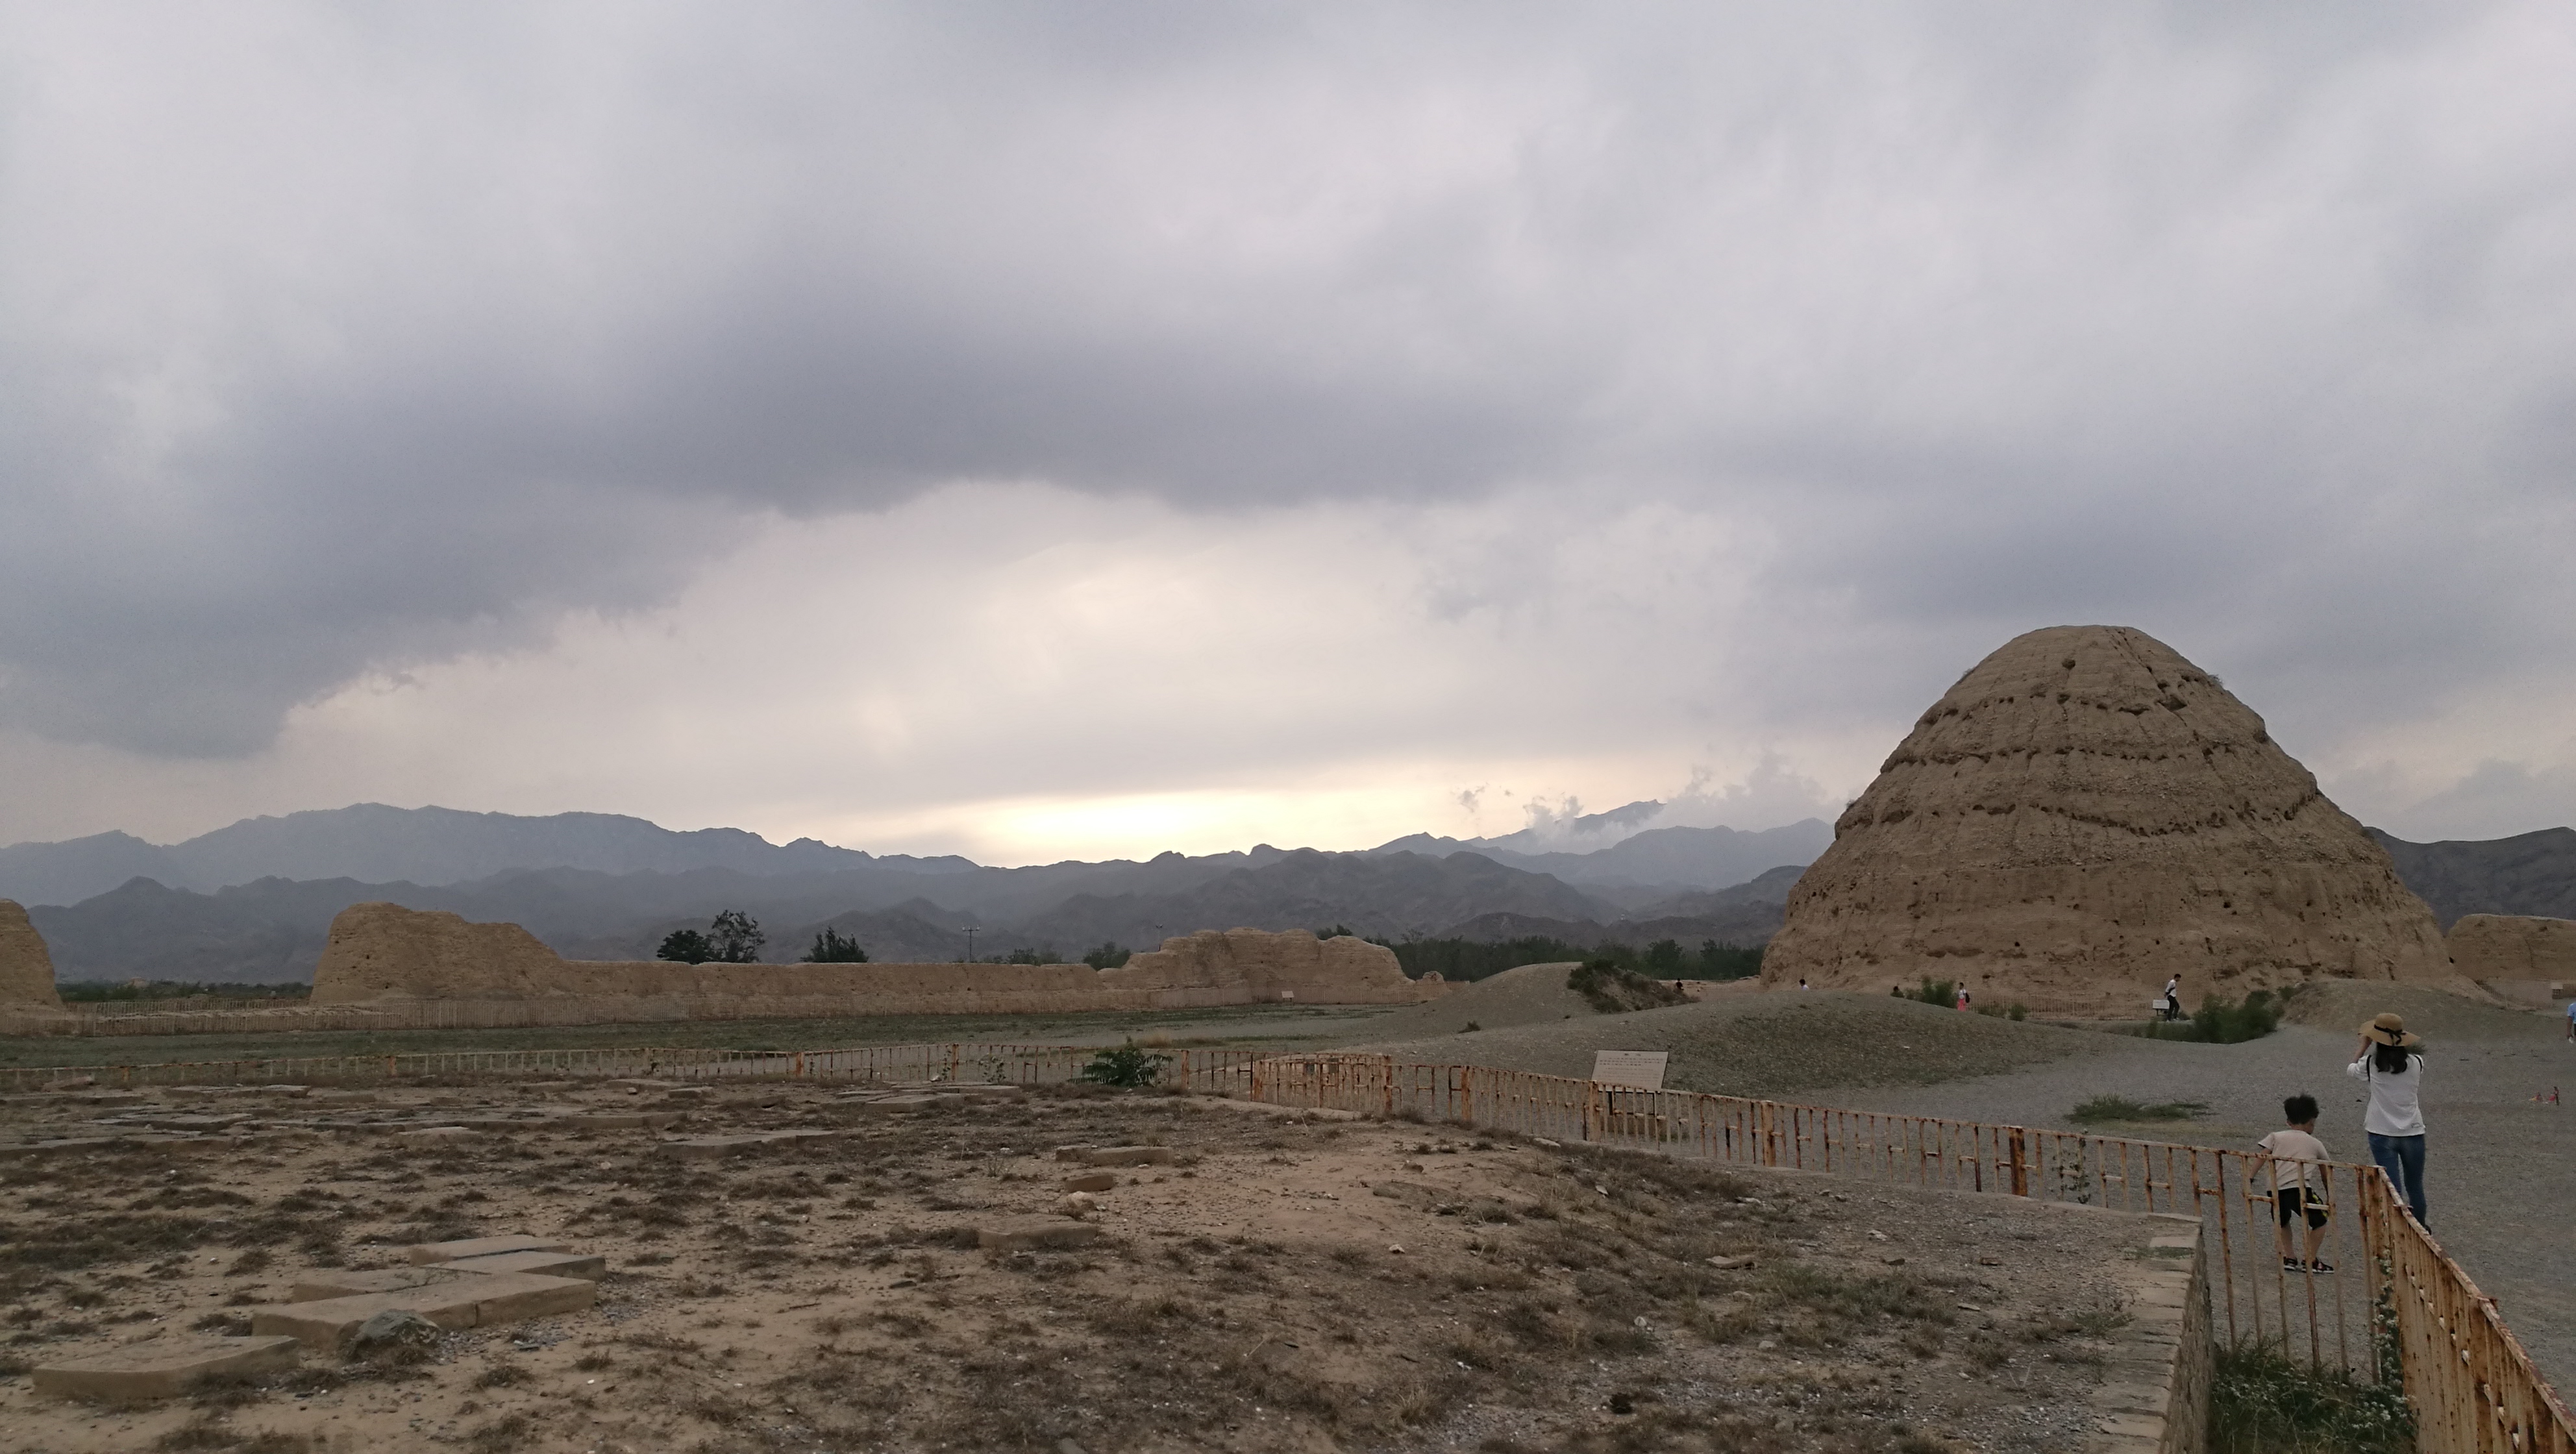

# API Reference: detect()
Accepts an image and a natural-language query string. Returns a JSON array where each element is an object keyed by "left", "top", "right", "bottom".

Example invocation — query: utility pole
[{"left": 961, "top": 926, "right": 979, "bottom": 963}]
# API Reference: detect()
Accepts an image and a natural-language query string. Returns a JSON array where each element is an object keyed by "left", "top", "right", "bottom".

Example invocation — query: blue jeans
[{"left": 2368, "top": 1132, "right": 2428, "bottom": 1226}]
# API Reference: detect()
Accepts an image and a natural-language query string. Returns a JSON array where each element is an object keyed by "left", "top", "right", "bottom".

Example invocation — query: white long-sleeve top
[{"left": 2347, "top": 1052, "right": 2425, "bottom": 1137}]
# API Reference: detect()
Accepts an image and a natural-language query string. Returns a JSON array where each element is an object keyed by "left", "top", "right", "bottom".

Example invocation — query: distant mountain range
[
  {"left": 0, "top": 804, "right": 974, "bottom": 908},
  {"left": 9, "top": 805, "right": 2566, "bottom": 986},
  {"left": 1366, "top": 819, "right": 1831, "bottom": 904},
  {"left": 2368, "top": 828, "right": 2576, "bottom": 929},
  {"left": 1, "top": 804, "right": 1834, "bottom": 983}
]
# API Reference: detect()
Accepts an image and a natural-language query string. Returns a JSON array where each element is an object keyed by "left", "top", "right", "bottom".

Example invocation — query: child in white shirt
[{"left": 2257, "top": 1093, "right": 2333, "bottom": 1274}]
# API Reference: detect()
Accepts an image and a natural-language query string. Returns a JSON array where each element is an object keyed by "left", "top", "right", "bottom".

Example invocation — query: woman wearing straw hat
[{"left": 2347, "top": 1012, "right": 2429, "bottom": 1226}]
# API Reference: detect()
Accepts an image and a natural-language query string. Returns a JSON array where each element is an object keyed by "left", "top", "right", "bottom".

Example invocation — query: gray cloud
[{"left": 4, "top": 0, "right": 2575, "bottom": 793}]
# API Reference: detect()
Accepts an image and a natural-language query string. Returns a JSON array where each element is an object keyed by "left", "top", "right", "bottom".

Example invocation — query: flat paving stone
[
  {"left": 403, "top": 1234, "right": 570, "bottom": 1266},
  {"left": 440, "top": 1249, "right": 606, "bottom": 1280},
  {"left": 1060, "top": 1171, "right": 1118, "bottom": 1193},
  {"left": 290, "top": 1266, "right": 471, "bottom": 1302},
  {"left": 978, "top": 1218, "right": 1105, "bottom": 1251},
  {"left": 251, "top": 1273, "right": 595, "bottom": 1350},
  {"left": 657, "top": 1135, "right": 771, "bottom": 1160},
  {"left": 1080, "top": 1145, "right": 1175, "bottom": 1166},
  {"left": 841, "top": 1094, "right": 962, "bottom": 1114},
  {"left": 547, "top": 1111, "right": 681, "bottom": 1129},
  {"left": 32, "top": 1334, "right": 299, "bottom": 1400}
]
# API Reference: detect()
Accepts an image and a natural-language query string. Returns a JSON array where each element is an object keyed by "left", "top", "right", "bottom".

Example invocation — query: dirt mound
[
  {"left": 1763, "top": 624, "right": 2468, "bottom": 1014},
  {"left": 0, "top": 900, "right": 64, "bottom": 1009},
  {"left": 2279, "top": 979, "right": 2557, "bottom": 1045},
  {"left": 1342, "top": 991, "right": 2090, "bottom": 1099},
  {"left": 1351, "top": 962, "right": 1593, "bottom": 1039}
]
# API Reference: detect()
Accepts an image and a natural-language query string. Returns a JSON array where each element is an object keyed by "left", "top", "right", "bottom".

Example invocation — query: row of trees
[
  {"left": 656, "top": 912, "right": 874, "bottom": 965},
  {"left": 651, "top": 915, "right": 1761, "bottom": 980}
]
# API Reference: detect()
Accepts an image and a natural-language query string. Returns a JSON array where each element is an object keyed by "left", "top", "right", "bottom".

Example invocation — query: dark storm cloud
[{"left": 3, "top": 1, "right": 2573, "bottom": 758}]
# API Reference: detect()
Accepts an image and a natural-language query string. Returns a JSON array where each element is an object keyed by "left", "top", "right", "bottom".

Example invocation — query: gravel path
[
  {"left": 1348, "top": 991, "right": 2090, "bottom": 1100},
  {"left": 1326, "top": 976, "right": 2576, "bottom": 1398},
  {"left": 1812, "top": 1002, "right": 2576, "bottom": 1397}
]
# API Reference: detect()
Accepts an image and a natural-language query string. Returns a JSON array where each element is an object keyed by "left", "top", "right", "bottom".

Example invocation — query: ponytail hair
[{"left": 2372, "top": 1041, "right": 2414, "bottom": 1076}]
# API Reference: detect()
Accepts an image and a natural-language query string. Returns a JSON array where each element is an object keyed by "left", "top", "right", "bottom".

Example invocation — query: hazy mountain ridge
[
  {"left": 24, "top": 849, "right": 1644, "bottom": 983},
  {"left": 14, "top": 804, "right": 2573, "bottom": 986},
  {"left": 1365, "top": 819, "right": 1831, "bottom": 891},
  {"left": 0, "top": 804, "right": 978, "bottom": 907},
  {"left": 2367, "top": 828, "right": 2576, "bottom": 930}
]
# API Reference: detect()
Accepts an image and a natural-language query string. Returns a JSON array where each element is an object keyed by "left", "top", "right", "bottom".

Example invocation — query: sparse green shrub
[
  {"left": 802, "top": 928, "right": 869, "bottom": 963},
  {"left": 2068, "top": 1094, "right": 2210, "bottom": 1125},
  {"left": 1078, "top": 1042, "right": 1172, "bottom": 1089},
  {"left": 2210, "top": 1335, "right": 2412, "bottom": 1454},
  {"left": 2136, "top": 989, "right": 2285, "bottom": 1044},
  {"left": 1081, "top": 943, "right": 1132, "bottom": 969},
  {"left": 1567, "top": 960, "right": 1690, "bottom": 1014},
  {"left": 1912, "top": 978, "right": 1958, "bottom": 1007}
]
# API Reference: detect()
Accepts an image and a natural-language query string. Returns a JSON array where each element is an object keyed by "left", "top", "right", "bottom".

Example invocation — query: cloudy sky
[{"left": 5, "top": 1, "right": 2575, "bottom": 865}]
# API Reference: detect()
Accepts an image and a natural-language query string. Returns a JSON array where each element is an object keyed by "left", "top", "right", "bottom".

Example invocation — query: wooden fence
[{"left": 1239, "top": 1052, "right": 2575, "bottom": 1454}]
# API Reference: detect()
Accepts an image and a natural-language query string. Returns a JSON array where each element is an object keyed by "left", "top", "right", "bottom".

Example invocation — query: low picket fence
[{"left": 1237, "top": 1052, "right": 2573, "bottom": 1454}]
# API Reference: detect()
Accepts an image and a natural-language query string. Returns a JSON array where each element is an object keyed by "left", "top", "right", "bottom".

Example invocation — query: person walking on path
[
  {"left": 2258, "top": 1093, "right": 2334, "bottom": 1274},
  {"left": 2163, "top": 975, "right": 2183, "bottom": 1022},
  {"left": 2348, "top": 1013, "right": 2430, "bottom": 1227},
  {"left": 1955, "top": 985, "right": 1971, "bottom": 1011},
  {"left": 2565, "top": 995, "right": 2574, "bottom": 1041}
]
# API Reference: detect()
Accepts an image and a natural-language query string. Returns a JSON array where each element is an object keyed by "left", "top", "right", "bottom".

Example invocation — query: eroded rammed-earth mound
[
  {"left": 310, "top": 903, "right": 1442, "bottom": 1016},
  {"left": 1763, "top": 625, "right": 2473, "bottom": 1013},
  {"left": 0, "top": 899, "right": 66, "bottom": 1011}
]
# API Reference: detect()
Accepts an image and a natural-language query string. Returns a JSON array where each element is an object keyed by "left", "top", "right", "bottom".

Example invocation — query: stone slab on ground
[
  {"left": 290, "top": 1266, "right": 470, "bottom": 1302},
  {"left": 1080, "top": 1145, "right": 1174, "bottom": 1166},
  {"left": 658, "top": 1134, "right": 773, "bottom": 1160},
  {"left": 656, "top": 1129, "right": 849, "bottom": 1159},
  {"left": 977, "top": 1218, "right": 1104, "bottom": 1251},
  {"left": 440, "top": 1248, "right": 606, "bottom": 1280},
  {"left": 1060, "top": 1171, "right": 1117, "bottom": 1193},
  {"left": 402, "top": 1234, "right": 569, "bottom": 1266},
  {"left": 251, "top": 1272, "right": 596, "bottom": 1349},
  {"left": 396, "top": 1126, "right": 473, "bottom": 1140},
  {"left": 547, "top": 1110, "right": 681, "bottom": 1129},
  {"left": 32, "top": 1334, "right": 300, "bottom": 1400},
  {"left": 839, "top": 1094, "right": 963, "bottom": 1114}
]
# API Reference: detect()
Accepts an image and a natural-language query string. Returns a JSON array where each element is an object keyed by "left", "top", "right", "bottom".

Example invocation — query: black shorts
[{"left": 2275, "top": 1187, "right": 2329, "bottom": 1229}]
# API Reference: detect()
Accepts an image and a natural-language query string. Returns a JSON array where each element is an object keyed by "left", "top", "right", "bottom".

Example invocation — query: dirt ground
[
  {"left": 1, "top": 1079, "right": 2174, "bottom": 1454},
  {"left": 1798, "top": 985, "right": 2576, "bottom": 1397},
  {"left": 0, "top": 1003, "right": 1405, "bottom": 1073},
  {"left": 1350, "top": 992, "right": 2088, "bottom": 1101}
]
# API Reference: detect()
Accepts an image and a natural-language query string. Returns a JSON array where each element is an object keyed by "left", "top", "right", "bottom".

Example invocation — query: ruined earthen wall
[
  {"left": 0, "top": 900, "right": 66, "bottom": 1009},
  {"left": 311, "top": 904, "right": 1442, "bottom": 1017},
  {"left": 2446, "top": 914, "right": 2576, "bottom": 1004},
  {"left": 1762, "top": 626, "right": 2474, "bottom": 1014}
]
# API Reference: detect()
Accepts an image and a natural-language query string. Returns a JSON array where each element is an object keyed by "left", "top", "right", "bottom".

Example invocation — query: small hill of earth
[
  {"left": 1348, "top": 961, "right": 1597, "bottom": 1039},
  {"left": 1340, "top": 991, "right": 2090, "bottom": 1100},
  {"left": 2276, "top": 978, "right": 2565, "bottom": 1044}
]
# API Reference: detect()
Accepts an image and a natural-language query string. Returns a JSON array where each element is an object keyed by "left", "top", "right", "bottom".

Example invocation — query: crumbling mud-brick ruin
[
  {"left": 2444, "top": 912, "right": 2576, "bottom": 1007},
  {"left": 0, "top": 899, "right": 67, "bottom": 1014},
  {"left": 308, "top": 903, "right": 1445, "bottom": 1020},
  {"left": 1763, "top": 624, "right": 2479, "bottom": 1014}
]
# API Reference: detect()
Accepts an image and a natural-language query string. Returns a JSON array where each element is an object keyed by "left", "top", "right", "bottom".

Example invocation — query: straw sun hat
[{"left": 2359, "top": 1012, "right": 2423, "bottom": 1048}]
